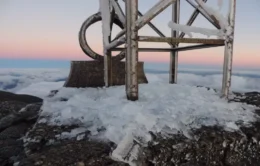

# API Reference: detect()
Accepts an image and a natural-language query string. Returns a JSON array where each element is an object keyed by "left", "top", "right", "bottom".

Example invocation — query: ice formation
[
  {"left": 41, "top": 83, "right": 256, "bottom": 165},
  {"left": 169, "top": 0, "right": 233, "bottom": 40},
  {"left": 99, "top": 0, "right": 112, "bottom": 51},
  {"left": 168, "top": 22, "right": 223, "bottom": 38}
]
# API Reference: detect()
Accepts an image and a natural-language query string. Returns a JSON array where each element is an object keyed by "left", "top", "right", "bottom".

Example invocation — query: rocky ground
[
  {"left": 0, "top": 89, "right": 260, "bottom": 166},
  {"left": 0, "top": 91, "right": 42, "bottom": 166}
]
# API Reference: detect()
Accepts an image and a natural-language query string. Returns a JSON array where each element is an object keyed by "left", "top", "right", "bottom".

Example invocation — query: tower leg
[
  {"left": 126, "top": 0, "right": 138, "bottom": 101},
  {"left": 104, "top": 36, "right": 112, "bottom": 87},
  {"left": 170, "top": 0, "right": 180, "bottom": 84},
  {"left": 222, "top": 0, "right": 236, "bottom": 98}
]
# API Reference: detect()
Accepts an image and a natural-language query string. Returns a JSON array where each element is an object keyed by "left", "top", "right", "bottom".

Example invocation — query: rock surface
[
  {"left": 230, "top": 91, "right": 260, "bottom": 107},
  {"left": 140, "top": 124, "right": 260, "bottom": 166},
  {"left": 0, "top": 90, "right": 260, "bottom": 166},
  {"left": 19, "top": 139, "right": 128, "bottom": 166},
  {"left": 21, "top": 114, "right": 127, "bottom": 166},
  {"left": 138, "top": 91, "right": 260, "bottom": 166},
  {"left": 0, "top": 90, "right": 128, "bottom": 166},
  {"left": 0, "top": 91, "right": 43, "bottom": 166},
  {"left": 0, "top": 90, "right": 42, "bottom": 103}
]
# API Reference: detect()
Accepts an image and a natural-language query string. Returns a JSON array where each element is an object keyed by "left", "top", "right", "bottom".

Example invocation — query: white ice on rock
[{"left": 40, "top": 83, "right": 257, "bottom": 165}]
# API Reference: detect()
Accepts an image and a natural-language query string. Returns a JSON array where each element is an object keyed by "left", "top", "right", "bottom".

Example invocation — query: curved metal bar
[{"left": 78, "top": 12, "right": 125, "bottom": 61}]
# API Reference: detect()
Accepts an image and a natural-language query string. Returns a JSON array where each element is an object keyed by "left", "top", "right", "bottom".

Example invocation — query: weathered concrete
[{"left": 64, "top": 61, "right": 148, "bottom": 88}]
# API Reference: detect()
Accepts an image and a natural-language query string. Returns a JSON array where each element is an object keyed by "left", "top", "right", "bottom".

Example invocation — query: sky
[{"left": 0, "top": 0, "right": 260, "bottom": 69}]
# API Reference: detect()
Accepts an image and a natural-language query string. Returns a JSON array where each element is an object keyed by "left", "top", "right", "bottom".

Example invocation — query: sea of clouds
[{"left": 0, "top": 68, "right": 259, "bottom": 98}]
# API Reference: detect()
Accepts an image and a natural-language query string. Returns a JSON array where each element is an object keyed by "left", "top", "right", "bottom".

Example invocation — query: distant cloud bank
[{"left": 0, "top": 68, "right": 259, "bottom": 98}]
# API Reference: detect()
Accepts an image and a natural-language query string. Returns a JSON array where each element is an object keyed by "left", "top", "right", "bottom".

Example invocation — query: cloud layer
[{"left": 0, "top": 68, "right": 259, "bottom": 98}]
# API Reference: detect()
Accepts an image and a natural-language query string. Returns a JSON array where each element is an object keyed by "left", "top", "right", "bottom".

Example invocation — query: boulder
[
  {"left": 137, "top": 91, "right": 260, "bottom": 166},
  {"left": 22, "top": 121, "right": 128, "bottom": 166},
  {"left": 19, "top": 139, "right": 128, "bottom": 166},
  {"left": 0, "top": 91, "right": 42, "bottom": 165},
  {"left": 230, "top": 91, "right": 260, "bottom": 107},
  {"left": 140, "top": 124, "right": 260, "bottom": 166},
  {"left": 0, "top": 90, "right": 42, "bottom": 103}
]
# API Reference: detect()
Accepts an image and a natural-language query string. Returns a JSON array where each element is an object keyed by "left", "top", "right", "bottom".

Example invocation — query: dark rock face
[
  {"left": 0, "top": 90, "right": 128, "bottom": 166},
  {"left": 1, "top": 89, "right": 260, "bottom": 166},
  {"left": 0, "top": 90, "right": 43, "bottom": 103},
  {"left": 0, "top": 124, "right": 30, "bottom": 164},
  {"left": 0, "top": 90, "right": 43, "bottom": 131},
  {"left": 0, "top": 101, "right": 27, "bottom": 120},
  {"left": 24, "top": 123, "right": 86, "bottom": 154},
  {"left": 140, "top": 124, "right": 260, "bottom": 166},
  {"left": 21, "top": 119, "right": 128, "bottom": 166},
  {"left": 0, "top": 103, "right": 42, "bottom": 132},
  {"left": 230, "top": 91, "right": 260, "bottom": 107},
  {"left": 20, "top": 139, "right": 128, "bottom": 166},
  {"left": 0, "top": 91, "right": 43, "bottom": 166}
]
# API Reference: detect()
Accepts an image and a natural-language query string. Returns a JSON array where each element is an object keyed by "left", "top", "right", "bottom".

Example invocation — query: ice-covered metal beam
[
  {"left": 113, "top": 0, "right": 175, "bottom": 48},
  {"left": 135, "top": 0, "right": 176, "bottom": 29},
  {"left": 179, "top": 0, "right": 207, "bottom": 39},
  {"left": 222, "top": 0, "right": 236, "bottom": 98},
  {"left": 99, "top": 0, "right": 113, "bottom": 87},
  {"left": 138, "top": 36, "right": 225, "bottom": 45},
  {"left": 170, "top": 0, "right": 180, "bottom": 84},
  {"left": 186, "top": 0, "right": 221, "bottom": 29},
  {"left": 126, "top": 0, "right": 138, "bottom": 101},
  {"left": 111, "top": 44, "right": 224, "bottom": 52},
  {"left": 111, "top": 0, "right": 126, "bottom": 26}
]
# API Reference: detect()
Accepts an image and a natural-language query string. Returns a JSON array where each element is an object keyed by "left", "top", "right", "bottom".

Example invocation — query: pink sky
[
  {"left": 1, "top": 39, "right": 259, "bottom": 68},
  {"left": 1, "top": 0, "right": 260, "bottom": 68}
]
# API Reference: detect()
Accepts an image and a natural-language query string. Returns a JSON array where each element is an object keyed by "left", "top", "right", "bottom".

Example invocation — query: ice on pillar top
[{"left": 99, "top": 0, "right": 112, "bottom": 49}]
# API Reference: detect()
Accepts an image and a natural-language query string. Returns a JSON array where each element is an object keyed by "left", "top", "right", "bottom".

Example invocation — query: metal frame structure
[{"left": 101, "top": 0, "right": 236, "bottom": 101}]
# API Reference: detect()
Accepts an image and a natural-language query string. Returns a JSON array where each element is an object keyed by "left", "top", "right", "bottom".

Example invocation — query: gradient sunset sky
[{"left": 1, "top": 0, "right": 260, "bottom": 68}]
